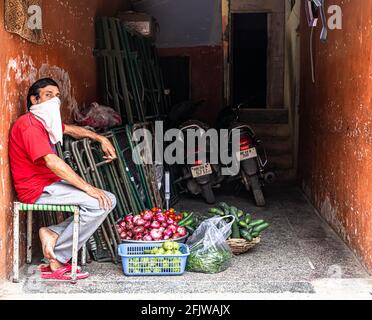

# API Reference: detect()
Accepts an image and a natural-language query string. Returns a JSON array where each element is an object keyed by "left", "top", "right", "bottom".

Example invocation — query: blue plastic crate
[{"left": 118, "top": 243, "right": 190, "bottom": 276}]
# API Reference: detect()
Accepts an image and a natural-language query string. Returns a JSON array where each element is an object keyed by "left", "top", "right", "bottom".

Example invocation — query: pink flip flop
[
  {"left": 39, "top": 263, "right": 82, "bottom": 273},
  {"left": 41, "top": 265, "right": 90, "bottom": 281}
]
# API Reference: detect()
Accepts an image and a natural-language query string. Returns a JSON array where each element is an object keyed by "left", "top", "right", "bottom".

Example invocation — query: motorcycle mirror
[{"left": 236, "top": 103, "right": 245, "bottom": 110}]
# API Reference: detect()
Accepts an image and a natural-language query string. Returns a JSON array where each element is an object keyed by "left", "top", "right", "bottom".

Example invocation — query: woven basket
[{"left": 227, "top": 237, "right": 261, "bottom": 255}]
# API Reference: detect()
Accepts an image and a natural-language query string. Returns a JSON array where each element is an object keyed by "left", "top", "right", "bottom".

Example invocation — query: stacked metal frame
[{"left": 94, "top": 17, "right": 170, "bottom": 125}]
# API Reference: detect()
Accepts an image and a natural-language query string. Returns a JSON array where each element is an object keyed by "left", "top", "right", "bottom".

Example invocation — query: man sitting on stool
[{"left": 9, "top": 78, "right": 117, "bottom": 280}]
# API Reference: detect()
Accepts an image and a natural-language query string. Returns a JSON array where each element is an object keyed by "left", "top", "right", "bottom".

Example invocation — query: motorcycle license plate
[
  {"left": 191, "top": 163, "right": 213, "bottom": 178},
  {"left": 237, "top": 147, "right": 257, "bottom": 161}
]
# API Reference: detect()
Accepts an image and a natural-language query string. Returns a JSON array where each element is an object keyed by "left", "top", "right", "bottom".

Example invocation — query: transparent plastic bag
[
  {"left": 74, "top": 102, "right": 122, "bottom": 129},
  {"left": 186, "top": 215, "right": 234, "bottom": 273}
]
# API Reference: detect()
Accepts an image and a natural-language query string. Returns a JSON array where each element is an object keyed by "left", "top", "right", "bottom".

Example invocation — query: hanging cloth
[{"left": 5, "top": 0, "right": 44, "bottom": 44}]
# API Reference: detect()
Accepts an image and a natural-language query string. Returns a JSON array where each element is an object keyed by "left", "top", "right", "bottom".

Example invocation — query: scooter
[
  {"left": 216, "top": 104, "right": 275, "bottom": 206},
  {"left": 173, "top": 120, "right": 223, "bottom": 204}
]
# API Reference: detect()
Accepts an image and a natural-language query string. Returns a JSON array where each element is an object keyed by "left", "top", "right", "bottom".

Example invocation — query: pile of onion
[{"left": 116, "top": 207, "right": 187, "bottom": 241}]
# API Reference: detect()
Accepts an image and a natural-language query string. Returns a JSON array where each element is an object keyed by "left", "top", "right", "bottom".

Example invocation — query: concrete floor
[{"left": 1, "top": 185, "right": 371, "bottom": 299}]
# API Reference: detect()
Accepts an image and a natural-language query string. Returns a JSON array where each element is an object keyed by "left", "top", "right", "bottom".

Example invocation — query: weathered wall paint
[
  {"left": 0, "top": 0, "right": 131, "bottom": 280},
  {"left": 157, "top": 46, "right": 224, "bottom": 125},
  {"left": 299, "top": 0, "right": 372, "bottom": 271}
]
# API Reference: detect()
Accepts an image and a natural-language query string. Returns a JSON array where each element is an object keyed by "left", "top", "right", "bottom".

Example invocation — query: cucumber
[
  {"left": 238, "top": 221, "right": 249, "bottom": 229},
  {"left": 245, "top": 214, "right": 252, "bottom": 224},
  {"left": 237, "top": 210, "right": 244, "bottom": 218},
  {"left": 231, "top": 223, "right": 240, "bottom": 238},
  {"left": 248, "top": 219, "right": 265, "bottom": 227},
  {"left": 180, "top": 218, "right": 195, "bottom": 227},
  {"left": 179, "top": 211, "right": 194, "bottom": 223},
  {"left": 251, "top": 232, "right": 259, "bottom": 238},
  {"left": 253, "top": 222, "right": 270, "bottom": 233},
  {"left": 178, "top": 212, "right": 194, "bottom": 226},
  {"left": 218, "top": 202, "right": 230, "bottom": 213},
  {"left": 218, "top": 202, "right": 229, "bottom": 209},
  {"left": 229, "top": 206, "right": 240, "bottom": 238},
  {"left": 208, "top": 208, "right": 225, "bottom": 216},
  {"left": 240, "top": 229, "right": 253, "bottom": 241},
  {"left": 217, "top": 202, "right": 230, "bottom": 216}
]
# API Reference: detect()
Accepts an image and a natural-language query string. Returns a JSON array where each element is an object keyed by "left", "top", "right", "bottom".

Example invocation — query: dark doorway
[
  {"left": 159, "top": 56, "right": 190, "bottom": 106},
  {"left": 232, "top": 13, "right": 268, "bottom": 108}
]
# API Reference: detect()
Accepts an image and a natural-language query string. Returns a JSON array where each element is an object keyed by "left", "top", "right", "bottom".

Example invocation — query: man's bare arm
[
  {"left": 44, "top": 153, "right": 112, "bottom": 210},
  {"left": 64, "top": 124, "right": 102, "bottom": 141},
  {"left": 64, "top": 124, "right": 117, "bottom": 161}
]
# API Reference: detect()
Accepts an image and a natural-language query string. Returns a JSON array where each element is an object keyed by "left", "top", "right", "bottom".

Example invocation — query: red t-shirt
[{"left": 9, "top": 113, "right": 65, "bottom": 204}]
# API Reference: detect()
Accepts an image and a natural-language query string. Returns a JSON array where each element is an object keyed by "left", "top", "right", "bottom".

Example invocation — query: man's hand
[
  {"left": 99, "top": 136, "right": 117, "bottom": 162},
  {"left": 84, "top": 185, "right": 112, "bottom": 210},
  {"left": 64, "top": 125, "right": 117, "bottom": 162}
]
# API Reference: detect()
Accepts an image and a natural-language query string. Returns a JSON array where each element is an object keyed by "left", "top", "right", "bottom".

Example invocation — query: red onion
[
  {"left": 150, "top": 229, "right": 163, "bottom": 241},
  {"left": 124, "top": 215, "right": 133, "bottom": 223},
  {"left": 166, "top": 218, "right": 175, "bottom": 225},
  {"left": 143, "top": 234, "right": 153, "bottom": 241},
  {"left": 119, "top": 221, "right": 126, "bottom": 229},
  {"left": 117, "top": 227, "right": 123, "bottom": 234},
  {"left": 133, "top": 226, "right": 144, "bottom": 234},
  {"left": 156, "top": 214, "right": 166, "bottom": 223},
  {"left": 177, "top": 226, "right": 187, "bottom": 237},
  {"left": 134, "top": 234, "right": 143, "bottom": 240},
  {"left": 161, "top": 222, "right": 168, "bottom": 228},
  {"left": 135, "top": 218, "right": 146, "bottom": 226},
  {"left": 165, "top": 226, "right": 174, "bottom": 234},
  {"left": 164, "top": 229, "right": 173, "bottom": 237},
  {"left": 143, "top": 211, "right": 154, "bottom": 221},
  {"left": 126, "top": 222, "right": 134, "bottom": 230},
  {"left": 125, "top": 236, "right": 132, "bottom": 240},
  {"left": 159, "top": 227, "right": 165, "bottom": 233},
  {"left": 163, "top": 235, "right": 171, "bottom": 240},
  {"left": 132, "top": 215, "right": 142, "bottom": 225},
  {"left": 144, "top": 221, "right": 151, "bottom": 229},
  {"left": 172, "top": 233, "right": 181, "bottom": 239},
  {"left": 120, "top": 231, "right": 127, "bottom": 239},
  {"left": 150, "top": 221, "right": 161, "bottom": 229},
  {"left": 167, "top": 224, "right": 177, "bottom": 233},
  {"left": 126, "top": 231, "right": 133, "bottom": 238}
]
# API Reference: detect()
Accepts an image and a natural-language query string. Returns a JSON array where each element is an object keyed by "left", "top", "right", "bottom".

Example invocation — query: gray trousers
[{"left": 35, "top": 180, "right": 117, "bottom": 263}]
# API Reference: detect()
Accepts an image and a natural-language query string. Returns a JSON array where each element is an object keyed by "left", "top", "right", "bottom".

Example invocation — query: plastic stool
[{"left": 12, "top": 202, "right": 86, "bottom": 284}]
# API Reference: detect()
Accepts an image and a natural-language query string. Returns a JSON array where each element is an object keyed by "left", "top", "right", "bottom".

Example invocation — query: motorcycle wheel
[
  {"left": 250, "top": 175, "right": 265, "bottom": 207},
  {"left": 200, "top": 183, "right": 216, "bottom": 204}
]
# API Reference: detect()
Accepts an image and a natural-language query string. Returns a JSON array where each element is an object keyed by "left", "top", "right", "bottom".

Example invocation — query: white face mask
[{"left": 30, "top": 96, "right": 63, "bottom": 145}]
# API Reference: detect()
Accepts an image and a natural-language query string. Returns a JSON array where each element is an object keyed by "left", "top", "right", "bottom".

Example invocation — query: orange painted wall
[
  {"left": 299, "top": 1, "right": 372, "bottom": 270},
  {"left": 0, "top": 0, "right": 131, "bottom": 279}
]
